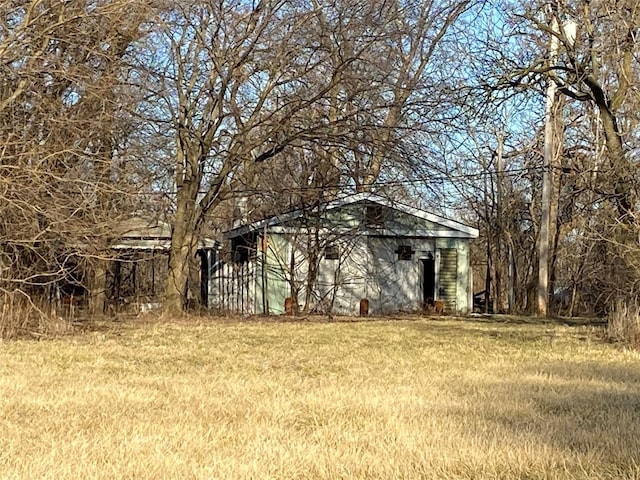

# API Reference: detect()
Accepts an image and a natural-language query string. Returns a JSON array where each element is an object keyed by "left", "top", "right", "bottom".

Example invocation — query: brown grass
[{"left": 1, "top": 315, "right": 639, "bottom": 479}]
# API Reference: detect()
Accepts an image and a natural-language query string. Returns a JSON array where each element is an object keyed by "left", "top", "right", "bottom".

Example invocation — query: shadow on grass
[
  {"left": 465, "top": 313, "right": 606, "bottom": 327},
  {"left": 471, "top": 360, "right": 640, "bottom": 468},
  {"left": 404, "top": 312, "right": 615, "bottom": 345},
  {"left": 71, "top": 310, "right": 605, "bottom": 327}
]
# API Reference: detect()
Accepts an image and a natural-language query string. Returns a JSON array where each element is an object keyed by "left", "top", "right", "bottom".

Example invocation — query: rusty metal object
[
  {"left": 359, "top": 298, "right": 369, "bottom": 317},
  {"left": 284, "top": 297, "right": 293, "bottom": 315}
]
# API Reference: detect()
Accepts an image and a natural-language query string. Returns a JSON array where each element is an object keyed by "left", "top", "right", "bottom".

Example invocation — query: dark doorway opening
[
  {"left": 422, "top": 254, "right": 435, "bottom": 305},
  {"left": 200, "top": 251, "right": 209, "bottom": 308}
]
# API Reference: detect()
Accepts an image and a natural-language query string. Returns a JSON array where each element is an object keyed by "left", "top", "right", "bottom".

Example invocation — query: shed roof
[
  {"left": 224, "top": 193, "right": 479, "bottom": 239},
  {"left": 111, "top": 216, "right": 218, "bottom": 251},
  {"left": 115, "top": 216, "right": 173, "bottom": 239}
]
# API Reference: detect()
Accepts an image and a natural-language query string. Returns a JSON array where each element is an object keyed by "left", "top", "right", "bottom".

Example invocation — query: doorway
[{"left": 422, "top": 254, "right": 435, "bottom": 305}]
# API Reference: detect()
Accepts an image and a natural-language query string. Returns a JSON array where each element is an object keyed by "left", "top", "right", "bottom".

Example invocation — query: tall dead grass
[
  {"left": 607, "top": 300, "right": 640, "bottom": 348},
  {"left": 0, "top": 292, "right": 72, "bottom": 339},
  {"left": 0, "top": 317, "right": 639, "bottom": 479}
]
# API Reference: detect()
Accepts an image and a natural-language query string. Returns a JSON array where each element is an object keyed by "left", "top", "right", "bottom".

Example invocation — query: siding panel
[{"left": 439, "top": 248, "right": 457, "bottom": 311}]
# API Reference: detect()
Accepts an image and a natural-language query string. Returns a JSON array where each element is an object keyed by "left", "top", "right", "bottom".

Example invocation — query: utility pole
[
  {"left": 537, "top": 4, "right": 559, "bottom": 316},
  {"left": 495, "top": 129, "right": 505, "bottom": 313}
]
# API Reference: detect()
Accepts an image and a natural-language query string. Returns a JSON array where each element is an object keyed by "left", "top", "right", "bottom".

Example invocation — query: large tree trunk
[
  {"left": 165, "top": 178, "right": 199, "bottom": 314},
  {"left": 165, "top": 225, "right": 196, "bottom": 315},
  {"left": 537, "top": 15, "right": 559, "bottom": 317},
  {"left": 89, "top": 261, "right": 107, "bottom": 316}
]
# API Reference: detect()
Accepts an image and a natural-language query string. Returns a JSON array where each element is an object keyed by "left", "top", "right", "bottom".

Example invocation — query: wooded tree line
[
  {"left": 1, "top": 0, "right": 638, "bottom": 321},
  {"left": 464, "top": 0, "right": 640, "bottom": 315}
]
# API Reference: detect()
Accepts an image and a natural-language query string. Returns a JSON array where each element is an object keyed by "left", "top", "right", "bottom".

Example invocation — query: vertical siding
[
  {"left": 209, "top": 261, "right": 256, "bottom": 314},
  {"left": 439, "top": 248, "right": 458, "bottom": 311},
  {"left": 456, "top": 240, "right": 470, "bottom": 312},
  {"left": 264, "top": 233, "right": 289, "bottom": 314},
  {"left": 367, "top": 237, "right": 420, "bottom": 314}
]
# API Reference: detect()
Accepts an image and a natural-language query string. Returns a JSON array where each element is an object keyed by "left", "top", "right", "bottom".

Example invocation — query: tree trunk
[
  {"left": 596, "top": 101, "right": 633, "bottom": 220},
  {"left": 165, "top": 182, "right": 199, "bottom": 314},
  {"left": 89, "top": 261, "right": 107, "bottom": 316},
  {"left": 289, "top": 245, "right": 299, "bottom": 315},
  {"left": 494, "top": 132, "right": 505, "bottom": 314},
  {"left": 165, "top": 228, "right": 195, "bottom": 315},
  {"left": 507, "top": 237, "right": 516, "bottom": 313},
  {"left": 485, "top": 246, "right": 492, "bottom": 314}
]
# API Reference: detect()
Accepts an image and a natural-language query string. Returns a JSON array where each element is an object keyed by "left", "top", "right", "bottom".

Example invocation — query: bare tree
[
  {"left": 147, "top": 1, "right": 347, "bottom": 312},
  {"left": 308, "top": 0, "right": 476, "bottom": 191},
  {"left": 147, "top": 0, "right": 478, "bottom": 313},
  {"left": 0, "top": 0, "right": 153, "bottom": 326},
  {"left": 453, "top": 0, "right": 640, "bottom": 315}
]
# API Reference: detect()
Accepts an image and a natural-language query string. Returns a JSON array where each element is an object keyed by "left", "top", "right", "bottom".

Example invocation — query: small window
[
  {"left": 231, "top": 235, "right": 256, "bottom": 264},
  {"left": 396, "top": 245, "right": 414, "bottom": 261},
  {"left": 365, "top": 204, "right": 384, "bottom": 228},
  {"left": 324, "top": 244, "right": 339, "bottom": 260},
  {"left": 231, "top": 247, "right": 248, "bottom": 264}
]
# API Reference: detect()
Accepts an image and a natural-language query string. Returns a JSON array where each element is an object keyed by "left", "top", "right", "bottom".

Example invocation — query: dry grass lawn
[{"left": 1, "top": 315, "right": 639, "bottom": 479}]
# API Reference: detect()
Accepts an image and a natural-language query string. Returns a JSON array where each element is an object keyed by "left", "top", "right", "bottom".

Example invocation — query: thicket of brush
[{"left": 0, "top": 292, "right": 72, "bottom": 339}]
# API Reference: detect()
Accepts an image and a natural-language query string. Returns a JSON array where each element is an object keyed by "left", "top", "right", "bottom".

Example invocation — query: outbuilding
[
  {"left": 105, "top": 216, "right": 218, "bottom": 312},
  {"left": 211, "top": 193, "right": 479, "bottom": 316}
]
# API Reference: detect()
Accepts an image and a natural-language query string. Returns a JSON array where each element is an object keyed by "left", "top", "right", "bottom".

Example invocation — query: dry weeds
[
  {"left": 1, "top": 316, "right": 639, "bottom": 479},
  {"left": 607, "top": 301, "right": 640, "bottom": 348}
]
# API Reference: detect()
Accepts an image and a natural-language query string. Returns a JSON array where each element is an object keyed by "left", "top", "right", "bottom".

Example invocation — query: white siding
[
  {"left": 317, "top": 237, "right": 368, "bottom": 314},
  {"left": 316, "top": 237, "right": 440, "bottom": 315},
  {"left": 209, "top": 261, "right": 256, "bottom": 314}
]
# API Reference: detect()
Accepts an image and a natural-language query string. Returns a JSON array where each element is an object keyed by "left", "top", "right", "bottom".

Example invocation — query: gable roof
[
  {"left": 111, "top": 216, "right": 218, "bottom": 250},
  {"left": 224, "top": 193, "right": 479, "bottom": 239}
]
